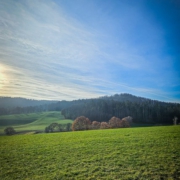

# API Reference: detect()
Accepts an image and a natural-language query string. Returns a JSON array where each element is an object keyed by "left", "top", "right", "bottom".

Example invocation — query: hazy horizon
[{"left": 0, "top": 0, "right": 180, "bottom": 103}]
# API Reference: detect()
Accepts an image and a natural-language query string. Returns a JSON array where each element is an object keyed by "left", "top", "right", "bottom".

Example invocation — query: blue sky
[{"left": 0, "top": 0, "right": 179, "bottom": 102}]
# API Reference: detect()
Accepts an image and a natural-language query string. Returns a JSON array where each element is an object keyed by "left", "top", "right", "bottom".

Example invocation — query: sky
[{"left": 0, "top": 0, "right": 180, "bottom": 102}]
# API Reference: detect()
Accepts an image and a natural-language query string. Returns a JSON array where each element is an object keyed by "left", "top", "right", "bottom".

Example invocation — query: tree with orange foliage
[
  {"left": 122, "top": 116, "right": 133, "bottom": 125},
  {"left": 91, "top": 121, "right": 101, "bottom": 129},
  {"left": 72, "top": 116, "right": 91, "bottom": 131},
  {"left": 100, "top": 122, "right": 110, "bottom": 129},
  {"left": 120, "top": 116, "right": 132, "bottom": 127},
  {"left": 109, "top": 116, "right": 122, "bottom": 128},
  {"left": 120, "top": 119, "right": 130, "bottom": 127}
]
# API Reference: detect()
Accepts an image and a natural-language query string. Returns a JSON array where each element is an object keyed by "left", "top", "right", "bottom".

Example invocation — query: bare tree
[{"left": 173, "top": 117, "right": 178, "bottom": 125}]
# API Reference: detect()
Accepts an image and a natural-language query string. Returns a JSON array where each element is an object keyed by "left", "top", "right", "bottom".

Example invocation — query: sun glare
[{"left": 0, "top": 64, "right": 6, "bottom": 89}]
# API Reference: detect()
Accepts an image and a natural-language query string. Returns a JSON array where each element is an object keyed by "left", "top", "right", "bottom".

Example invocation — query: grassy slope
[
  {"left": 0, "top": 111, "right": 73, "bottom": 133},
  {"left": 0, "top": 113, "right": 42, "bottom": 125},
  {"left": 0, "top": 126, "right": 180, "bottom": 180}
]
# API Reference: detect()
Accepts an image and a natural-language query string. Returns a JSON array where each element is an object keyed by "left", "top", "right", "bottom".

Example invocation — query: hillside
[
  {"left": 61, "top": 94, "right": 180, "bottom": 124},
  {"left": 0, "top": 97, "right": 57, "bottom": 109},
  {"left": 100, "top": 93, "right": 149, "bottom": 102},
  {"left": 0, "top": 94, "right": 180, "bottom": 124},
  {"left": 0, "top": 111, "right": 73, "bottom": 134}
]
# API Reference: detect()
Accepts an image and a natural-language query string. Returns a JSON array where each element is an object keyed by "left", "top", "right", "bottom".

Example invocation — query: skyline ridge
[{"left": 0, "top": 93, "right": 179, "bottom": 104}]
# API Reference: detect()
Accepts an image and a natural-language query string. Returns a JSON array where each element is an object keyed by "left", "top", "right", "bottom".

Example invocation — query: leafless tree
[{"left": 173, "top": 116, "right": 178, "bottom": 125}]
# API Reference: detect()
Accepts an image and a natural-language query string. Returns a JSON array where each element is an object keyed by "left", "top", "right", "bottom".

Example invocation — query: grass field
[
  {"left": 0, "top": 126, "right": 179, "bottom": 179},
  {"left": 0, "top": 111, "right": 73, "bottom": 134}
]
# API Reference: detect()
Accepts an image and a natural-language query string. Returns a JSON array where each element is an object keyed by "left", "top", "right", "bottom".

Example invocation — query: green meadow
[
  {"left": 0, "top": 126, "right": 180, "bottom": 180},
  {"left": 0, "top": 111, "right": 73, "bottom": 134}
]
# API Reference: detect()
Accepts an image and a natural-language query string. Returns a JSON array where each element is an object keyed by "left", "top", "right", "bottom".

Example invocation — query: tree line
[
  {"left": 45, "top": 123, "right": 71, "bottom": 133},
  {"left": 1, "top": 94, "right": 179, "bottom": 124},
  {"left": 4, "top": 122, "right": 72, "bottom": 135},
  {"left": 61, "top": 94, "right": 180, "bottom": 124},
  {"left": 72, "top": 116, "right": 132, "bottom": 131}
]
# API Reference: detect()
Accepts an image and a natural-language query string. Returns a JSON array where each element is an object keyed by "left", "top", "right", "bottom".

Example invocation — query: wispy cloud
[{"left": 0, "top": 0, "right": 179, "bottom": 102}]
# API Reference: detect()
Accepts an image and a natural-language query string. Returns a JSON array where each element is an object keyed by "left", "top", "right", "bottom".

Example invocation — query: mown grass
[
  {"left": 0, "top": 126, "right": 180, "bottom": 180},
  {"left": 0, "top": 111, "right": 73, "bottom": 134}
]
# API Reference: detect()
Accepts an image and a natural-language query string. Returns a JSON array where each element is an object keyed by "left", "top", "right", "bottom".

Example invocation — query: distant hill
[
  {"left": 0, "top": 97, "right": 57, "bottom": 109},
  {"left": 61, "top": 93, "right": 180, "bottom": 124},
  {"left": 0, "top": 111, "right": 73, "bottom": 134},
  {"left": 100, "top": 93, "right": 152, "bottom": 102}
]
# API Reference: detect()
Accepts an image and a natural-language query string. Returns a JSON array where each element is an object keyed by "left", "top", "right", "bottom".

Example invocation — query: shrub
[
  {"left": 45, "top": 123, "right": 62, "bottom": 133},
  {"left": 66, "top": 123, "right": 72, "bottom": 131},
  {"left": 4, "top": 127, "right": 16, "bottom": 135},
  {"left": 45, "top": 126, "right": 50, "bottom": 133}
]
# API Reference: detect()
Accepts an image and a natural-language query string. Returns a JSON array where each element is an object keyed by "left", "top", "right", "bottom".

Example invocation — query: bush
[
  {"left": 120, "top": 119, "right": 130, "bottom": 127},
  {"left": 66, "top": 123, "right": 72, "bottom": 131},
  {"left": 45, "top": 123, "right": 62, "bottom": 133},
  {"left": 4, "top": 127, "right": 16, "bottom": 135}
]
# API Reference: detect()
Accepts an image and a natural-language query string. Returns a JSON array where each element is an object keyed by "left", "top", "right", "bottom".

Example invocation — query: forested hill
[
  {"left": 100, "top": 94, "right": 151, "bottom": 102},
  {"left": 0, "top": 94, "right": 179, "bottom": 124},
  {"left": 0, "top": 97, "right": 57, "bottom": 109},
  {"left": 61, "top": 94, "right": 180, "bottom": 124}
]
